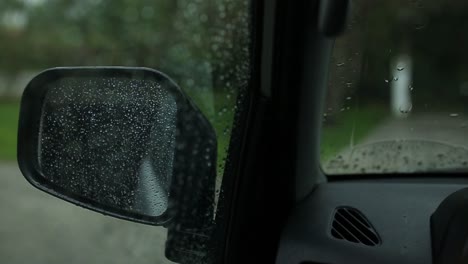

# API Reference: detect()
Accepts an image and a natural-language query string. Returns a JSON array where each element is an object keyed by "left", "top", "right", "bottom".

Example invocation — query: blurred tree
[
  {"left": 0, "top": 0, "right": 251, "bottom": 108},
  {"left": 326, "top": 0, "right": 468, "bottom": 116}
]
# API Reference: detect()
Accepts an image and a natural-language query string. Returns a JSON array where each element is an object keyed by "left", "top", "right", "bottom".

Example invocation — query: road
[
  {"left": 324, "top": 113, "right": 468, "bottom": 174},
  {"left": 0, "top": 163, "right": 174, "bottom": 264}
]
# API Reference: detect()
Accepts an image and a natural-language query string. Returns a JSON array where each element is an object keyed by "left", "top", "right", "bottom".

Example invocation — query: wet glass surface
[{"left": 322, "top": 0, "right": 468, "bottom": 175}]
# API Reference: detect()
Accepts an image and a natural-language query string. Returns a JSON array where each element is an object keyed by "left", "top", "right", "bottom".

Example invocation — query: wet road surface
[
  {"left": 0, "top": 163, "right": 174, "bottom": 264},
  {"left": 324, "top": 113, "right": 468, "bottom": 174}
]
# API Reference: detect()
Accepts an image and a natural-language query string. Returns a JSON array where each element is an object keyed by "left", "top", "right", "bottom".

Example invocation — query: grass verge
[
  {"left": 0, "top": 101, "right": 20, "bottom": 161},
  {"left": 320, "top": 104, "right": 388, "bottom": 163}
]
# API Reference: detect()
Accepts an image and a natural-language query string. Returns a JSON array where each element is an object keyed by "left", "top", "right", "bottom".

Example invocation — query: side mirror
[{"left": 17, "top": 67, "right": 217, "bottom": 230}]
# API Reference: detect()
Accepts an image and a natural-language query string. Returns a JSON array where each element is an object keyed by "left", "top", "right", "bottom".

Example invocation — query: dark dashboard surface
[{"left": 276, "top": 181, "right": 468, "bottom": 264}]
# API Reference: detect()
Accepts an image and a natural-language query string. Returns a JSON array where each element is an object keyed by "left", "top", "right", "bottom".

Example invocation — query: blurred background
[
  {"left": 322, "top": 0, "right": 468, "bottom": 174},
  {"left": 0, "top": 0, "right": 250, "bottom": 263}
]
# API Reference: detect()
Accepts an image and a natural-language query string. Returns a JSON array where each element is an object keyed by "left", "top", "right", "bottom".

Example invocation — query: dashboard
[{"left": 276, "top": 180, "right": 468, "bottom": 264}]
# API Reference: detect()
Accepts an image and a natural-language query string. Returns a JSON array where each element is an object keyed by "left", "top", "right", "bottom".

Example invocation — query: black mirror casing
[{"left": 17, "top": 67, "right": 218, "bottom": 242}]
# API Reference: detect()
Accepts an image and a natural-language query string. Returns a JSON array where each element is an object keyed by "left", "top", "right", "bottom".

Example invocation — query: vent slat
[
  {"left": 330, "top": 207, "right": 381, "bottom": 247},
  {"left": 343, "top": 208, "right": 371, "bottom": 228},
  {"left": 335, "top": 210, "right": 376, "bottom": 245},
  {"left": 338, "top": 209, "right": 380, "bottom": 244},
  {"left": 333, "top": 217, "right": 360, "bottom": 243},
  {"left": 331, "top": 228, "right": 344, "bottom": 239}
]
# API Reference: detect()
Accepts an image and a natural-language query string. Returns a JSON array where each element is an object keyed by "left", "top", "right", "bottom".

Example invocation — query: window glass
[
  {"left": 0, "top": 0, "right": 251, "bottom": 263},
  {"left": 321, "top": 0, "right": 468, "bottom": 175}
]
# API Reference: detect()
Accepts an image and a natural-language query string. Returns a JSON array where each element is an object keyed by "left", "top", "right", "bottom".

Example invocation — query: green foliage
[{"left": 0, "top": 102, "right": 19, "bottom": 160}]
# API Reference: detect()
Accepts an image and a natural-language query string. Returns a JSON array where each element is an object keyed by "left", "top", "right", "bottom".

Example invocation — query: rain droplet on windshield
[
  {"left": 397, "top": 66, "right": 405, "bottom": 71},
  {"left": 336, "top": 62, "right": 345, "bottom": 67},
  {"left": 450, "top": 113, "right": 459, "bottom": 118},
  {"left": 393, "top": 77, "right": 399, "bottom": 81}
]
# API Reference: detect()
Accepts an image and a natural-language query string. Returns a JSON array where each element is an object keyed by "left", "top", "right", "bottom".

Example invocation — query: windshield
[{"left": 321, "top": 0, "right": 468, "bottom": 175}]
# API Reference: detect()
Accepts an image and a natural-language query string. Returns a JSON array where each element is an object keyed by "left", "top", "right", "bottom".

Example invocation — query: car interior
[
  {"left": 7, "top": 0, "right": 468, "bottom": 263},
  {"left": 227, "top": 1, "right": 468, "bottom": 264}
]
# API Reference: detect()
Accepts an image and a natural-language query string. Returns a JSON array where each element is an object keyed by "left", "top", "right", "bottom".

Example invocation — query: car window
[
  {"left": 0, "top": 0, "right": 251, "bottom": 263},
  {"left": 321, "top": 0, "right": 468, "bottom": 175}
]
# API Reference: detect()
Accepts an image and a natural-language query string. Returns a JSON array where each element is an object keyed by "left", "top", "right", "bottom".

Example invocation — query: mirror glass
[{"left": 37, "top": 74, "right": 177, "bottom": 218}]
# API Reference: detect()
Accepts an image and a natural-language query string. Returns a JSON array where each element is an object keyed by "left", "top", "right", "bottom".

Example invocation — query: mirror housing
[{"left": 17, "top": 67, "right": 217, "bottom": 233}]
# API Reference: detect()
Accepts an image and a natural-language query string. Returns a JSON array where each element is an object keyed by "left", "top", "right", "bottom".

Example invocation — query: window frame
[{"left": 214, "top": 0, "right": 334, "bottom": 263}]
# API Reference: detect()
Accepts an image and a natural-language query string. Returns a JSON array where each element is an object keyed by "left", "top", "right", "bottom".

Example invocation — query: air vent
[{"left": 331, "top": 207, "right": 381, "bottom": 246}]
